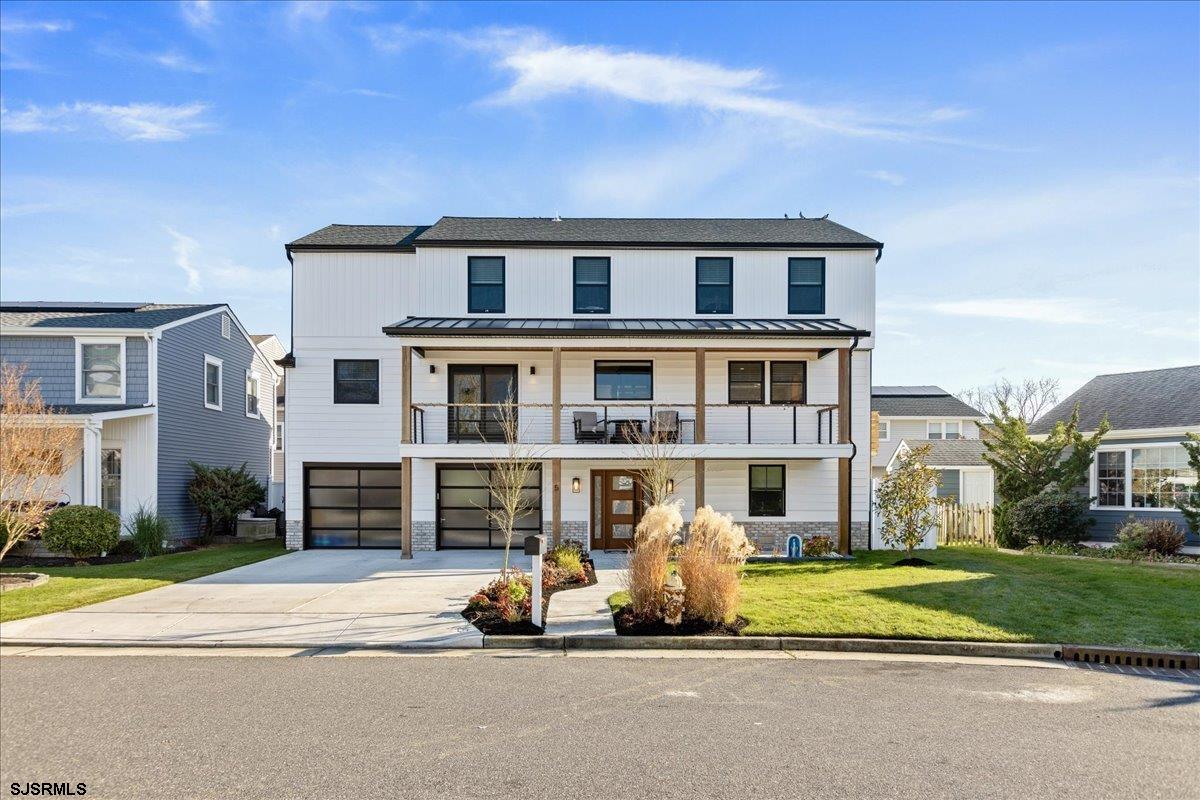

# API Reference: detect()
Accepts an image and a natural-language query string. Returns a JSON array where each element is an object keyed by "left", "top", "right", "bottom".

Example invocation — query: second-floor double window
[
  {"left": 928, "top": 421, "right": 961, "bottom": 440},
  {"left": 468, "top": 256, "right": 505, "bottom": 313}
]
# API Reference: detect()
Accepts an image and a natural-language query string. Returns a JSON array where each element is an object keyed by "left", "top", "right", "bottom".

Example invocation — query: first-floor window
[
  {"left": 749, "top": 465, "right": 785, "bottom": 516},
  {"left": 334, "top": 359, "right": 379, "bottom": 404},
  {"left": 1132, "top": 446, "right": 1196, "bottom": 508},
  {"left": 204, "top": 356, "right": 223, "bottom": 410},
  {"left": 936, "top": 469, "right": 960, "bottom": 502},
  {"left": 245, "top": 370, "right": 260, "bottom": 417},
  {"left": 1097, "top": 450, "right": 1126, "bottom": 507}
]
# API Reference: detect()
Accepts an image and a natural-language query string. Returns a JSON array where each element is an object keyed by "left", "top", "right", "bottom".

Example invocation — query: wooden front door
[{"left": 592, "top": 470, "right": 644, "bottom": 550}]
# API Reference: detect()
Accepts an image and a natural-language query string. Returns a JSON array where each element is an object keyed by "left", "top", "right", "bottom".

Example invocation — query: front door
[
  {"left": 592, "top": 470, "right": 644, "bottom": 550},
  {"left": 448, "top": 365, "right": 517, "bottom": 442}
]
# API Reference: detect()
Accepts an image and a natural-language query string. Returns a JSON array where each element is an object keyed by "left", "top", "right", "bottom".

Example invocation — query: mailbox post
[{"left": 524, "top": 534, "right": 547, "bottom": 628}]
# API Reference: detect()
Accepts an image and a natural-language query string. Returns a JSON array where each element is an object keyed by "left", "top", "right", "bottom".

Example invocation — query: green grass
[
  {"left": 611, "top": 547, "right": 1200, "bottom": 650},
  {"left": 0, "top": 539, "right": 288, "bottom": 623}
]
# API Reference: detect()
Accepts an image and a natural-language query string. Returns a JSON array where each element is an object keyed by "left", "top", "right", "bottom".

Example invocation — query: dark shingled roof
[
  {"left": 41, "top": 404, "right": 146, "bottom": 416},
  {"left": 872, "top": 386, "right": 984, "bottom": 418},
  {"left": 1028, "top": 366, "right": 1200, "bottom": 434},
  {"left": 288, "top": 225, "right": 427, "bottom": 248},
  {"left": 383, "top": 317, "right": 869, "bottom": 337},
  {"left": 0, "top": 302, "right": 222, "bottom": 330},
  {"left": 900, "top": 438, "right": 989, "bottom": 467},
  {"left": 416, "top": 216, "right": 881, "bottom": 248}
]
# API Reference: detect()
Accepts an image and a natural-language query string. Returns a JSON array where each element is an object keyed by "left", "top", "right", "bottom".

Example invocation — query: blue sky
[{"left": 1, "top": 0, "right": 1197, "bottom": 395}]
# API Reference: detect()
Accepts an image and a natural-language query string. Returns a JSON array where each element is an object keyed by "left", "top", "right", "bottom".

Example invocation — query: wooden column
[
  {"left": 401, "top": 456, "right": 413, "bottom": 559},
  {"left": 551, "top": 459, "right": 562, "bottom": 545},
  {"left": 401, "top": 345, "right": 412, "bottom": 444},
  {"left": 694, "top": 459, "right": 705, "bottom": 510},
  {"left": 551, "top": 347, "right": 562, "bottom": 444},
  {"left": 837, "top": 347, "right": 852, "bottom": 554},
  {"left": 694, "top": 348, "right": 706, "bottom": 443}
]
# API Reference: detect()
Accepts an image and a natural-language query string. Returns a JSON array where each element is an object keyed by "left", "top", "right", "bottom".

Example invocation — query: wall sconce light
[
  {"left": 529, "top": 365, "right": 537, "bottom": 375},
  {"left": 666, "top": 479, "right": 675, "bottom": 494},
  {"left": 571, "top": 476, "right": 581, "bottom": 493},
  {"left": 429, "top": 364, "right": 437, "bottom": 374}
]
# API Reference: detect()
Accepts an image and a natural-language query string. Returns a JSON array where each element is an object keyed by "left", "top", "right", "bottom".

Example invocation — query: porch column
[
  {"left": 401, "top": 456, "right": 413, "bottom": 559},
  {"left": 694, "top": 458, "right": 705, "bottom": 510},
  {"left": 551, "top": 347, "right": 561, "bottom": 444},
  {"left": 551, "top": 458, "right": 562, "bottom": 545},
  {"left": 694, "top": 349, "right": 705, "bottom": 443},
  {"left": 837, "top": 347, "right": 852, "bottom": 554},
  {"left": 81, "top": 423, "right": 102, "bottom": 506},
  {"left": 401, "top": 345, "right": 412, "bottom": 444}
]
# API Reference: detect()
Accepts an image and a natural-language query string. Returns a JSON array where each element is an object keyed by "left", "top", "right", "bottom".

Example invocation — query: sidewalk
[{"left": 544, "top": 551, "right": 625, "bottom": 636}]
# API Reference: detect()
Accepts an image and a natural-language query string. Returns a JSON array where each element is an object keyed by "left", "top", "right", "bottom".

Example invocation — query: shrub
[
  {"left": 41, "top": 505, "right": 120, "bottom": 558},
  {"left": 802, "top": 535, "right": 834, "bottom": 557},
  {"left": 126, "top": 505, "right": 172, "bottom": 558},
  {"left": 1008, "top": 490, "right": 1091, "bottom": 546},
  {"left": 1117, "top": 517, "right": 1186, "bottom": 556},
  {"left": 676, "top": 505, "right": 752, "bottom": 625},
  {"left": 187, "top": 462, "right": 266, "bottom": 540},
  {"left": 540, "top": 560, "right": 566, "bottom": 589},
  {"left": 546, "top": 547, "right": 585, "bottom": 581},
  {"left": 623, "top": 500, "right": 683, "bottom": 619},
  {"left": 467, "top": 593, "right": 491, "bottom": 611}
]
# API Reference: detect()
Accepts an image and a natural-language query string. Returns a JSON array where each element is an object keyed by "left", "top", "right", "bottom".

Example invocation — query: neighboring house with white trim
[
  {"left": 280, "top": 216, "right": 879, "bottom": 555},
  {"left": 251, "top": 333, "right": 287, "bottom": 509},
  {"left": 1028, "top": 365, "right": 1200, "bottom": 547},
  {"left": 0, "top": 302, "right": 277, "bottom": 540},
  {"left": 871, "top": 385, "right": 993, "bottom": 505}
]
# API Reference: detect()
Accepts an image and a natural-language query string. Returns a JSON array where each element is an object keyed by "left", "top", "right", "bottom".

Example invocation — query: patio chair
[
  {"left": 573, "top": 411, "right": 607, "bottom": 443},
  {"left": 651, "top": 409, "right": 680, "bottom": 443}
]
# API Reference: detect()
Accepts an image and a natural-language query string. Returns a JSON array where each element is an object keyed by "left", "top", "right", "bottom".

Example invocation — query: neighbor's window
[
  {"left": 573, "top": 257, "right": 611, "bottom": 314},
  {"left": 1096, "top": 450, "right": 1126, "bottom": 507},
  {"left": 594, "top": 361, "right": 652, "bottom": 400},
  {"left": 275, "top": 422, "right": 283, "bottom": 451},
  {"left": 334, "top": 359, "right": 379, "bottom": 404},
  {"left": 936, "top": 468, "right": 960, "bottom": 502},
  {"left": 788, "top": 257, "right": 825, "bottom": 314},
  {"left": 928, "top": 421, "right": 962, "bottom": 440},
  {"left": 467, "top": 256, "right": 505, "bottom": 313},
  {"left": 204, "top": 355, "right": 223, "bottom": 410},
  {"left": 728, "top": 361, "right": 764, "bottom": 404},
  {"left": 749, "top": 465, "right": 785, "bottom": 516},
  {"left": 770, "top": 362, "right": 807, "bottom": 404},
  {"left": 878, "top": 419, "right": 891, "bottom": 441},
  {"left": 80, "top": 341, "right": 123, "bottom": 400},
  {"left": 245, "top": 370, "right": 260, "bottom": 417},
  {"left": 1131, "top": 446, "right": 1196, "bottom": 508},
  {"left": 696, "top": 257, "right": 733, "bottom": 314}
]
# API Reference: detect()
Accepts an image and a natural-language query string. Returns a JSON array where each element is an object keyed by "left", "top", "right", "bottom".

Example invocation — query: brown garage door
[{"left": 305, "top": 465, "right": 404, "bottom": 548}]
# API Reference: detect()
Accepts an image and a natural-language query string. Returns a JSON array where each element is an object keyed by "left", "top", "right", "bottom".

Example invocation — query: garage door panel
[
  {"left": 359, "top": 470, "right": 403, "bottom": 487},
  {"left": 360, "top": 529, "right": 404, "bottom": 547},
  {"left": 437, "top": 464, "right": 543, "bottom": 549},
  {"left": 309, "top": 469, "right": 357, "bottom": 486},
  {"left": 310, "top": 529, "right": 358, "bottom": 547},
  {"left": 305, "top": 465, "right": 404, "bottom": 549},
  {"left": 310, "top": 508, "right": 358, "bottom": 528},
  {"left": 360, "top": 488, "right": 402, "bottom": 508},
  {"left": 308, "top": 487, "right": 359, "bottom": 507}
]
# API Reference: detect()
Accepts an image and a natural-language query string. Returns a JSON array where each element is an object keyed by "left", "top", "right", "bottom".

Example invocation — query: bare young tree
[
  {"left": 627, "top": 421, "right": 689, "bottom": 507},
  {"left": 0, "top": 364, "right": 81, "bottom": 562},
  {"left": 958, "top": 377, "right": 1060, "bottom": 424},
  {"left": 475, "top": 400, "right": 544, "bottom": 580}
]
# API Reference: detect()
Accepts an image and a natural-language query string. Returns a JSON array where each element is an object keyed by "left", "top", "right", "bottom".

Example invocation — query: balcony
[{"left": 409, "top": 402, "right": 841, "bottom": 447}]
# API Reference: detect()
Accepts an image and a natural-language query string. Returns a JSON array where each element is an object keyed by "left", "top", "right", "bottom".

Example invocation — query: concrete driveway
[{"left": 0, "top": 550, "right": 521, "bottom": 648}]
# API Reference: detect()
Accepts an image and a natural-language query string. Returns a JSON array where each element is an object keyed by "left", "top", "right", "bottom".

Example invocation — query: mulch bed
[
  {"left": 0, "top": 573, "right": 49, "bottom": 592},
  {"left": 463, "top": 562, "right": 598, "bottom": 636},
  {"left": 613, "top": 608, "right": 749, "bottom": 637}
]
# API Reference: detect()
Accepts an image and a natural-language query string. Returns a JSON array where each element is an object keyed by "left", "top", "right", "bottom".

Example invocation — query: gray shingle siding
[
  {"left": 156, "top": 312, "right": 271, "bottom": 539},
  {"left": 0, "top": 334, "right": 148, "bottom": 405},
  {"left": 1086, "top": 509, "right": 1195, "bottom": 546}
]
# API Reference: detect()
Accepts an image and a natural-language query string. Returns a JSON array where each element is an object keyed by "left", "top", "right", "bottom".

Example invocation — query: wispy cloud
[
  {"left": 922, "top": 297, "right": 1102, "bottom": 325},
  {"left": 1, "top": 18, "right": 72, "bottom": 33},
  {"left": 971, "top": 41, "right": 1119, "bottom": 84},
  {"left": 1, "top": 100, "right": 213, "bottom": 141},
  {"left": 94, "top": 42, "right": 209, "bottom": 73},
  {"left": 860, "top": 169, "right": 906, "bottom": 186},
  {"left": 166, "top": 227, "right": 202, "bottom": 293},
  {"left": 166, "top": 227, "right": 290, "bottom": 294},
  {"left": 284, "top": 1, "right": 372, "bottom": 31},
  {"left": 180, "top": 1, "right": 215, "bottom": 30},
  {"left": 346, "top": 88, "right": 400, "bottom": 99}
]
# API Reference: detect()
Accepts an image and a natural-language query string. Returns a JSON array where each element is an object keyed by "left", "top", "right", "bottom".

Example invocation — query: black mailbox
[{"left": 524, "top": 534, "right": 546, "bottom": 556}]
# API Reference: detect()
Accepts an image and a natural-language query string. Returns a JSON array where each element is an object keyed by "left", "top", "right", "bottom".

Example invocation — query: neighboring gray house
[
  {"left": 0, "top": 302, "right": 277, "bottom": 540},
  {"left": 251, "top": 333, "right": 287, "bottom": 509},
  {"left": 1029, "top": 365, "right": 1200, "bottom": 546}
]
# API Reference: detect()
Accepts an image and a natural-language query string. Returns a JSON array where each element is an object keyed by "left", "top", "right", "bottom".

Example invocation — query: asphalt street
[{"left": 1, "top": 651, "right": 1197, "bottom": 799}]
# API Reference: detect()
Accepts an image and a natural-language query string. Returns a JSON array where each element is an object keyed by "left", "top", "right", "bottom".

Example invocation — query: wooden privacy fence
[{"left": 937, "top": 504, "right": 996, "bottom": 547}]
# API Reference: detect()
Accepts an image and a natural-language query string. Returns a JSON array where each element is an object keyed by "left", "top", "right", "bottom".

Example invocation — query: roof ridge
[{"left": 1094, "top": 364, "right": 1200, "bottom": 378}]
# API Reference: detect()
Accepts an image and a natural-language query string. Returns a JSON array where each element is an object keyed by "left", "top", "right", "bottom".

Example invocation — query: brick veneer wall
[{"left": 738, "top": 521, "right": 869, "bottom": 554}]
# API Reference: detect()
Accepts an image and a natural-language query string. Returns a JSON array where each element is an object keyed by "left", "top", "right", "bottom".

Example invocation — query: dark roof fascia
[
  {"left": 411, "top": 238, "right": 881, "bottom": 253},
  {"left": 382, "top": 324, "right": 871, "bottom": 338},
  {"left": 285, "top": 244, "right": 417, "bottom": 255},
  {"left": 276, "top": 353, "right": 296, "bottom": 368}
]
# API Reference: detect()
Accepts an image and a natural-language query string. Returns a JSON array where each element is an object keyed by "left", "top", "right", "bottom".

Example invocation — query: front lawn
[
  {"left": 611, "top": 547, "right": 1200, "bottom": 650},
  {"left": 0, "top": 539, "right": 288, "bottom": 623}
]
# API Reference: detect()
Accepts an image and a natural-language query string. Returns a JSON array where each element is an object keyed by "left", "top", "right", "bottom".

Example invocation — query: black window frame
[
  {"left": 573, "top": 256, "right": 611, "bottom": 314},
  {"left": 769, "top": 361, "right": 808, "bottom": 404},
  {"left": 727, "top": 361, "right": 764, "bottom": 405},
  {"left": 333, "top": 359, "right": 380, "bottom": 405},
  {"left": 594, "top": 360, "right": 654, "bottom": 401},
  {"left": 748, "top": 464, "right": 786, "bottom": 517},
  {"left": 467, "top": 256, "right": 506, "bottom": 314},
  {"left": 695, "top": 257, "right": 733, "bottom": 314},
  {"left": 787, "top": 257, "right": 826, "bottom": 314}
]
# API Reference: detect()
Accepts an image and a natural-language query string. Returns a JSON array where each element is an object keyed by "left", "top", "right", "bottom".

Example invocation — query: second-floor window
[
  {"left": 78, "top": 340, "right": 124, "bottom": 401},
  {"left": 770, "top": 362, "right": 807, "bottom": 403},
  {"left": 728, "top": 361, "right": 764, "bottom": 404},
  {"left": 878, "top": 419, "right": 890, "bottom": 441},
  {"left": 334, "top": 359, "right": 379, "bottom": 404},
  {"left": 204, "top": 355, "right": 222, "bottom": 410},
  {"left": 245, "top": 370, "right": 260, "bottom": 417},
  {"left": 595, "top": 361, "right": 652, "bottom": 400},
  {"left": 573, "top": 257, "right": 610, "bottom": 314},
  {"left": 696, "top": 257, "right": 733, "bottom": 314},
  {"left": 468, "top": 256, "right": 505, "bottom": 313},
  {"left": 788, "top": 257, "right": 825, "bottom": 314},
  {"left": 928, "top": 421, "right": 961, "bottom": 440},
  {"left": 275, "top": 422, "right": 284, "bottom": 451}
]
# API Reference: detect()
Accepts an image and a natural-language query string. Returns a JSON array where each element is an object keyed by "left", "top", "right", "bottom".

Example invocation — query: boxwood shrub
[
  {"left": 1009, "top": 490, "right": 1092, "bottom": 547},
  {"left": 41, "top": 505, "right": 121, "bottom": 558}
]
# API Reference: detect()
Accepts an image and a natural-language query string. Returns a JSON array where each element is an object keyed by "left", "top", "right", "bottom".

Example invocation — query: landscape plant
[
  {"left": 186, "top": 462, "right": 265, "bottom": 541},
  {"left": 676, "top": 505, "right": 752, "bottom": 625},
  {"left": 0, "top": 364, "right": 81, "bottom": 562},
  {"left": 876, "top": 444, "right": 943, "bottom": 561},
  {"left": 126, "top": 504, "right": 173, "bottom": 558},
  {"left": 40, "top": 505, "right": 121, "bottom": 558},
  {"left": 1008, "top": 490, "right": 1091, "bottom": 546},
  {"left": 802, "top": 535, "right": 834, "bottom": 557},
  {"left": 1176, "top": 433, "right": 1200, "bottom": 536},
  {"left": 622, "top": 500, "right": 683, "bottom": 618},
  {"left": 1116, "top": 517, "right": 1186, "bottom": 557},
  {"left": 981, "top": 403, "right": 1108, "bottom": 547},
  {"left": 475, "top": 400, "right": 543, "bottom": 580}
]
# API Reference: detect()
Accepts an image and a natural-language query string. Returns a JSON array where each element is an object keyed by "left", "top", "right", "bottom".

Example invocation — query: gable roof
[
  {"left": 894, "top": 438, "right": 990, "bottom": 468},
  {"left": 287, "top": 225, "right": 428, "bottom": 249},
  {"left": 0, "top": 302, "right": 222, "bottom": 330},
  {"left": 1028, "top": 365, "right": 1200, "bottom": 434},
  {"left": 872, "top": 385, "right": 984, "bottom": 418}
]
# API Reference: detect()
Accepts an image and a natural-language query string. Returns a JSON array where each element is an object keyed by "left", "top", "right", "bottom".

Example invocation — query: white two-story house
[{"left": 280, "top": 217, "right": 879, "bottom": 555}]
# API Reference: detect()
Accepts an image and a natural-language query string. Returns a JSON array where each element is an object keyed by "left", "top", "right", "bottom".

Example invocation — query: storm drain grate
[{"left": 1058, "top": 645, "right": 1198, "bottom": 671}]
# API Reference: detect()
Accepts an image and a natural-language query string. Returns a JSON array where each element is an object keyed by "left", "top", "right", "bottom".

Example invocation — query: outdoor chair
[
  {"left": 651, "top": 410, "right": 680, "bottom": 442},
  {"left": 573, "top": 411, "right": 607, "bottom": 443}
]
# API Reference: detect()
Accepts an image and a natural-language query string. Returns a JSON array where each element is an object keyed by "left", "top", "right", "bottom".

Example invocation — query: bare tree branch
[
  {"left": 957, "top": 377, "right": 1060, "bottom": 424},
  {"left": 473, "top": 400, "right": 545, "bottom": 579}
]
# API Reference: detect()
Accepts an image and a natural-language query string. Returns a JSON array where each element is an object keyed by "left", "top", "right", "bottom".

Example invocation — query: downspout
[
  {"left": 143, "top": 331, "right": 158, "bottom": 407},
  {"left": 847, "top": 335, "right": 860, "bottom": 554}
]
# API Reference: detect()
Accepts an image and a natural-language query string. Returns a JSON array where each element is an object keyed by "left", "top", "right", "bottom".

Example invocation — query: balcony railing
[{"left": 409, "top": 402, "right": 841, "bottom": 446}]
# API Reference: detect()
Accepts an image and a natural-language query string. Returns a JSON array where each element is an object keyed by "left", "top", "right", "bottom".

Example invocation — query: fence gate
[{"left": 937, "top": 504, "right": 995, "bottom": 547}]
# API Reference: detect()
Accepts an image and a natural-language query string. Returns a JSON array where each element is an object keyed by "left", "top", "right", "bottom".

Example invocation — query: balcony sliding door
[{"left": 448, "top": 365, "right": 517, "bottom": 443}]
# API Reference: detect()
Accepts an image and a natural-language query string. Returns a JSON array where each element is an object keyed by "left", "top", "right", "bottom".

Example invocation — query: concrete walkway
[
  {"left": 0, "top": 550, "right": 519, "bottom": 648},
  {"left": 544, "top": 552, "right": 625, "bottom": 636}
]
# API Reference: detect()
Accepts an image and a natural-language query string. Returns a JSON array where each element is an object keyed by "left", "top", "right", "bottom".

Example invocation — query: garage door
[
  {"left": 437, "top": 464, "right": 542, "bottom": 548},
  {"left": 305, "top": 465, "right": 404, "bottom": 548}
]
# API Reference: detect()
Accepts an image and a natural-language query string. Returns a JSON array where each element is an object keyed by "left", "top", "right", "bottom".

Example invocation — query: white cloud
[
  {"left": 860, "top": 169, "right": 906, "bottom": 186},
  {"left": 923, "top": 297, "right": 1102, "bottom": 325},
  {"left": 180, "top": 1, "right": 215, "bottom": 29},
  {"left": 166, "top": 227, "right": 289, "bottom": 294},
  {"left": 94, "top": 42, "right": 209, "bottom": 73},
  {"left": 166, "top": 228, "right": 202, "bottom": 293},
  {"left": 0, "top": 18, "right": 72, "bottom": 33},
  {"left": 1, "top": 101, "right": 213, "bottom": 141}
]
